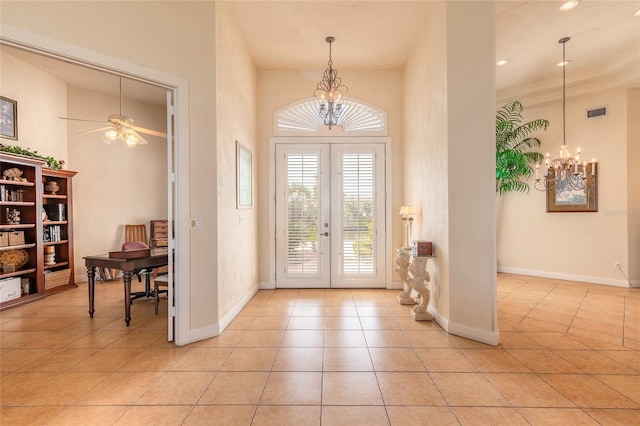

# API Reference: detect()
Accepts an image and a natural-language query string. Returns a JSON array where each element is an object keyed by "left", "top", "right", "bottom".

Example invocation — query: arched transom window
[{"left": 274, "top": 98, "right": 387, "bottom": 136}]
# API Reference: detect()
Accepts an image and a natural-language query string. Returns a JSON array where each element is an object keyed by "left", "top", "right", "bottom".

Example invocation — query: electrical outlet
[{"left": 613, "top": 261, "right": 621, "bottom": 269}]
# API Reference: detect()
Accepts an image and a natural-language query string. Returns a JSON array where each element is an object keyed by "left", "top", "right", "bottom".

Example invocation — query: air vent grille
[{"left": 586, "top": 106, "right": 607, "bottom": 119}]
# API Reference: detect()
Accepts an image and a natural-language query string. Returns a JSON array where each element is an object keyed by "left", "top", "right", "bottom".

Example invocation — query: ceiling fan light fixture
[
  {"left": 556, "top": 59, "right": 571, "bottom": 67},
  {"left": 104, "top": 128, "right": 119, "bottom": 142},
  {"left": 496, "top": 59, "right": 509, "bottom": 66},
  {"left": 633, "top": 9, "right": 640, "bottom": 17}
]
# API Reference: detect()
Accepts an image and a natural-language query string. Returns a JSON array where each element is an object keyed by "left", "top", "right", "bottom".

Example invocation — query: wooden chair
[
  {"left": 154, "top": 274, "right": 170, "bottom": 314},
  {"left": 124, "top": 224, "right": 154, "bottom": 301},
  {"left": 125, "top": 224, "right": 148, "bottom": 245}
]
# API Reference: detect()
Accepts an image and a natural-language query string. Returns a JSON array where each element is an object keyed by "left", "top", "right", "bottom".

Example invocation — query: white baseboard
[
  {"left": 218, "top": 283, "right": 260, "bottom": 332},
  {"left": 428, "top": 306, "right": 500, "bottom": 346},
  {"left": 388, "top": 280, "right": 403, "bottom": 290},
  {"left": 260, "top": 281, "right": 275, "bottom": 290},
  {"left": 498, "top": 266, "right": 630, "bottom": 288},
  {"left": 180, "top": 283, "right": 259, "bottom": 346},
  {"left": 631, "top": 280, "right": 640, "bottom": 288},
  {"left": 183, "top": 322, "right": 220, "bottom": 345}
]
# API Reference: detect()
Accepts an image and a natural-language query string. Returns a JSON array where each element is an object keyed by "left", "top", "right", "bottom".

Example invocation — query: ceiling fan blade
[
  {"left": 59, "top": 117, "right": 109, "bottom": 125},
  {"left": 129, "top": 125, "right": 167, "bottom": 138},
  {"left": 77, "top": 126, "right": 112, "bottom": 135}
]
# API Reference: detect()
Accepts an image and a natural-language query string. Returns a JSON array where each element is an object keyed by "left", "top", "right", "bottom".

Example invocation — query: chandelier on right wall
[{"left": 534, "top": 36, "right": 597, "bottom": 192}]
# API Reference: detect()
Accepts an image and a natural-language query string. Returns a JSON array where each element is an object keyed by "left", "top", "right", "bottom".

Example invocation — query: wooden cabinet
[{"left": 0, "top": 153, "right": 77, "bottom": 309}]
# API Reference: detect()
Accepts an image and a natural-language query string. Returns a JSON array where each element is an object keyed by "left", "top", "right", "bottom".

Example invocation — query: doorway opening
[{"left": 0, "top": 31, "right": 189, "bottom": 344}]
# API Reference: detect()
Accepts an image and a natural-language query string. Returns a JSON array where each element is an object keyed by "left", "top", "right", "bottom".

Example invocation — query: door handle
[{"left": 321, "top": 232, "right": 329, "bottom": 237}]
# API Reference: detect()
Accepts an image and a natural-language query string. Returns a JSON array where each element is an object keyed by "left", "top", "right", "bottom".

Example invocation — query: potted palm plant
[{"left": 495, "top": 100, "right": 548, "bottom": 195}]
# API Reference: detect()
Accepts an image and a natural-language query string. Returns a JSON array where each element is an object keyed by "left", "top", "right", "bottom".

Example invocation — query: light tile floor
[{"left": 1, "top": 273, "right": 639, "bottom": 425}]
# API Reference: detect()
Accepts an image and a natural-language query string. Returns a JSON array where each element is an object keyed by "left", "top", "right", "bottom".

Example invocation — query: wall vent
[{"left": 586, "top": 106, "right": 607, "bottom": 119}]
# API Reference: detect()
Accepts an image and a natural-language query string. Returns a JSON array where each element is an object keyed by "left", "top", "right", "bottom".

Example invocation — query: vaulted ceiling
[{"left": 2, "top": 1, "right": 639, "bottom": 103}]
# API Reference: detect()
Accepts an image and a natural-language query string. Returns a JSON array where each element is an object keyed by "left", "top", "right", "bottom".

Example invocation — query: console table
[{"left": 394, "top": 248, "right": 435, "bottom": 321}]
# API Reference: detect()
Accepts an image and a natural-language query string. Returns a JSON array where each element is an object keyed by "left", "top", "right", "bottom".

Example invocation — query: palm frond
[{"left": 495, "top": 100, "right": 548, "bottom": 196}]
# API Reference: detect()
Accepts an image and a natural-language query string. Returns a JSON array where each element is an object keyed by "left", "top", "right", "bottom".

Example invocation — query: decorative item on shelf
[
  {"left": 2, "top": 167, "right": 26, "bottom": 182},
  {"left": 42, "top": 208, "right": 48, "bottom": 221},
  {"left": 44, "top": 246, "right": 56, "bottom": 265},
  {"left": 44, "top": 269, "right": 71, "bottom": 290},
  {"left": 8, "top": 231, "right": 24, "bottom": 246},
  {"left": 0, "top": 248, "right": 29, "bottom": 272},
  {"left": 20, "top": 278, "right": 30, "bottom": 295},
  {"left": 45, "top": 180, "right": 59, "bottom": 195},
  {"left": 534, "top": 37, "right": 597, "bottom": 194},
  {"left": 0, "top": 232, "right": 8, "bottom": 247},
  {"left": 5, "top": 207, "right": 20, "bottom": 224},
  {"left": 313, "top": 36, "right": 349, "bottom": 130},
  {"left": 412, "top": 240, "right": 433, "bottom": 256},
  {"left": 0, "top": 144, "right": 65, "bottom": 170},
  {"left": 399, "top": 205, "right": 415, "bottom": 248}
]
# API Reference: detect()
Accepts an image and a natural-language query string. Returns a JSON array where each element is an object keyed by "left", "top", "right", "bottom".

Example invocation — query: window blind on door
[
  {"left": 341, "top": 153, "right": 375, "bottom": 274},
  {"left": 286, "top": 154, "right": 319, "bottom": 273}
]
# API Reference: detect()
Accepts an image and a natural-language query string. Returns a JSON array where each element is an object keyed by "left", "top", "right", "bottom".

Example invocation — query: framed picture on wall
[
  {"left": 546, "top": 162, "right": 598, "bottom": 212},
  {"left": 0, "top": 97, "right": 18, "bottom": 140},
  {"left": 237, "top": 141, "right": 252, "bottom": 209}
]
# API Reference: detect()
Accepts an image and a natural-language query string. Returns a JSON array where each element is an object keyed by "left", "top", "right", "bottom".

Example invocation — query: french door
[{"left": 275, "top": 143, "right": 385, "bottom": 288}]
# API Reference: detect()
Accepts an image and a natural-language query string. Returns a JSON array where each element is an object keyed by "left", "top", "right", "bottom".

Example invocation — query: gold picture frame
[{"left": 546, "top": 162, "right": 598, "bottom": 212}]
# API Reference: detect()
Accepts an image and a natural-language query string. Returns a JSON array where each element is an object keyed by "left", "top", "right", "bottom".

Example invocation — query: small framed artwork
[
  {"left": 0, "top": 97, "right": 18, "bottom": 140},
  {"left": 546, "top": 162, "right": 598, "bottom": 212},
  {"left": 236, "top": 141, "right": 253, "bottom": 209}
]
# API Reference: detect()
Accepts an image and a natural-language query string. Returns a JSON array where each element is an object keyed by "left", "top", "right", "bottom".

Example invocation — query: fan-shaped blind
[{"left": 276, "top": 99, "right": 386, "bottom": 134}]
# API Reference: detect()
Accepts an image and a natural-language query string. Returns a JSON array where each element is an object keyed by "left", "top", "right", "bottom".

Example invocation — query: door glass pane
[
  {"left": 286, "top": 154, "right": 319, "bottom": 273},
  {"left": 341, "top": 153, "right": 375, "bottom": 274}
]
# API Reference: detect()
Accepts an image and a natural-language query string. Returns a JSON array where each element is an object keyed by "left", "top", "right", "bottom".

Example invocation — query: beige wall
[
  {"left": 403, "top": 2, "right": 449, "bottom": 315},
  {"left": 1, "top": 1, "right": 220, "bottom": 334},
  {"left": 66, "top": 86, "right": 167, "bottom": 279},
  {"left": 404, "top": 2, "right": 498, "bottom": 343},
  {"left": 0, "top": 51, "right": 68, "bottom": 160},
  {"left": 256, "top": 69, "right": 404, "bottom": 285},
  {"left": 215, "top": 5, "right": 259, "bottom": 321},
  {"left": 497, "top": 88, "right": 631, "bottom": 286}
]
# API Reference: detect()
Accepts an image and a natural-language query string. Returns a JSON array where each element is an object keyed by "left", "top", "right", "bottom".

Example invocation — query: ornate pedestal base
[
  {"left": 394, "top": 249, "right": 418, "bottom": 305},
  {"left": 395, "top": 247, "right": 435, "bottom": 321}
]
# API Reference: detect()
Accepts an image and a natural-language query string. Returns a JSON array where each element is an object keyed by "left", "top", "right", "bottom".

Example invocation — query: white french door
[{"left": 275, "top": 143, "right": 385, "bottom": 288}]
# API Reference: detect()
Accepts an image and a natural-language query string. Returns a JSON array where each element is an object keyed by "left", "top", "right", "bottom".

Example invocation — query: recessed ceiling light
[
  {"left": 633, "top": 8, "right": 640, "bottom": 17},
  {"left": 496, "top": 59, "right": 508, "bottom": 66},
  {"left": 556, "top": 60, "right": 571, "bottom": 67},
  {"left": 559, "top": 0, "right": 580, "bottom": 11}
]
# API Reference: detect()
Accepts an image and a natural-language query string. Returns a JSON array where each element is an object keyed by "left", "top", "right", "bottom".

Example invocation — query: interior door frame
[
  {"left": 0, "top": 24, "right": 191, "bottom": 345},
  {"left": 269, "top": 136, "right": 392, "bottom": 289}
]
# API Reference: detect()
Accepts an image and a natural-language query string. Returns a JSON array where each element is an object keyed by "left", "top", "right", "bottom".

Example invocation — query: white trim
[
  {"left": 218, "top": 283, "right": 260, "bottom": 332},
  {"left": 259, "top": 281, "right": 275, "bottom": 290},
  {"left": 389, "top": 280, "right": 404, "bottom": 290},
  {"left": 269, "top": 136, "right": 392, "bottom": 289},
  {"left": 429, "top": 306, "right": 500, "bottom": 347},
  {"left": 498, "top": 266, "right": 631, "bottom": 288},
  {"left": 0, "top": 24, "right": 192, "bottom": 346},
  {"left": 631, "top": 280, "right": 640, "bottom": 288},
  {"left": 183, "top": 323, "right": 220, "bottom": 345}
]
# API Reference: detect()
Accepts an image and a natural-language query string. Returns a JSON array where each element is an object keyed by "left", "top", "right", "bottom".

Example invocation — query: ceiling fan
[{"left": 59, "top": 77, "right": 166, "bottom": 147}]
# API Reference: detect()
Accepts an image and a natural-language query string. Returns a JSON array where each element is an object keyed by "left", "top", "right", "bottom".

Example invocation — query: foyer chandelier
[
  {"left": 313, "top": 36, "right": 349, "bottom": 130},
  {"left": 534, "top": 37, "right": 596, "bottom": 191}
]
